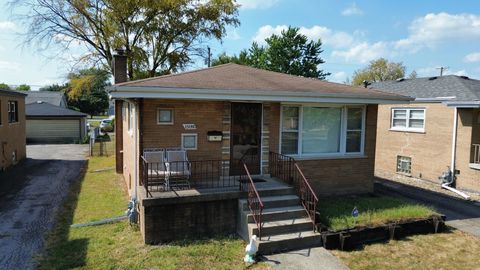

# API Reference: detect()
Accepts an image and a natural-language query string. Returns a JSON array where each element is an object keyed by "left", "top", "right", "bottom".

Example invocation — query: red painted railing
[
  {"left": 242, "top": 161, "right": 264, "bottom": 239},
  {"left": 269, "top": 152, "right": 319, "bottom": 232}
]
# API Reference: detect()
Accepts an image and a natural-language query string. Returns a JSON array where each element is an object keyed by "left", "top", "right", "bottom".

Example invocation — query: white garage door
[{"left": 27, "top": 119, "right": 80, "bottom": 143}]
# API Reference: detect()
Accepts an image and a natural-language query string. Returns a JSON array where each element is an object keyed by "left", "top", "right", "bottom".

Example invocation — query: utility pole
[
  {"left": 437, "top": 66, "right": 449, "bottom": 77},
  {"left": 207, "top": 46, "right": 212, "bottom": 67}
]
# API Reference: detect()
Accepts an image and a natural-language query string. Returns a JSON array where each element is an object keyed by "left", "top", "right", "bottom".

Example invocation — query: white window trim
[
  {"left": 8, "top": 101, "right": 18, "bottom": 124},
  {"left": 390, "top": 108, "right": 426, "bottom": 133},
  {"left": 157, "top": 108, "right": 174, "bottom": 125},
  {"left": 279, "top": 104, "right": 366, "bottom": 158},
  {"left": 181, "top": 133, "right": 198, "bottom": 150}
]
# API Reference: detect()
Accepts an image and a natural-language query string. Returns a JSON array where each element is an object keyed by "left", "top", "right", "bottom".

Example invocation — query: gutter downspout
[
  {"left": 133, "top": 100, "right": 139, "bottom": 201},
  {"left": 443, "top": 107, "right": 471, "bottom": 200}
]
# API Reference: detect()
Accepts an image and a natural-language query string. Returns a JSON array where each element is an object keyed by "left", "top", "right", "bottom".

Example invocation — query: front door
[{"left": 230, "top": 103, "right": 262, "bottom": 175}]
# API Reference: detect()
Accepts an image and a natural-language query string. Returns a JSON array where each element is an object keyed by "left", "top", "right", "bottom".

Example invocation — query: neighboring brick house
[
  {"left": 372, "top": 75, "right": 480, "bottom": 193},
  {"left": 108, "top": 51, "right": 410, "bottom": 250},
  {"left": 0, "top": 89, "right": 26, "bottom": 171}
]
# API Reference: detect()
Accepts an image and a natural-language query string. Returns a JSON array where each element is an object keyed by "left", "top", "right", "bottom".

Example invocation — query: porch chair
[
  {"left": 143, "top": 148, "right": 169, "bottom": 191},
  {"left": 166, "top": 149, "right": 191, "bottom": 190}
]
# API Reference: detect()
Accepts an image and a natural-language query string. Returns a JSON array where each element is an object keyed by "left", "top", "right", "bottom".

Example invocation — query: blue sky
[{"left": 1, "top": 0, "right": 480, "bottom": 89}]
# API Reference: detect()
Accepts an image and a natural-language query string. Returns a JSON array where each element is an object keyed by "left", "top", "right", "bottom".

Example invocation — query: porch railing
[
  {"left": 141, "top": 157, "right": 241, "bottom": 197},
  {"left": 473, "top": 144, "right": 480, "bottom": 164},
  {"left": 242, "top": 161, "right": 264, "bottom": 239},
  {"left": 269, "top": 152, "right": 319, "bottom": 232}
]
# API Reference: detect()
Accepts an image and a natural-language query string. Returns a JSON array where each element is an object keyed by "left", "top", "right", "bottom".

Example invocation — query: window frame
[
  {"left": 396, "top": 155, "right": 412, "bottom": 175},
  {"left": 390, "top": 108, "right": 426, "bottom": 133},
  {"left": 8, "top": 101, "right": 18, "bottom": 124},
  {"left": 181, "top": 133, "right": 198, "bottom": 150},
  {"left": 279, "top": 104, "right": 366, "bottom": 158},
  {"left": 157, "top": 108, "right": 174, "bottom": 125}
]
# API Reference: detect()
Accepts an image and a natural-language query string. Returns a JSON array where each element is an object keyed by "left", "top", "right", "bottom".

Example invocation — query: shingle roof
[
  {"left": 111, "top": 63, "right": 411, "bottom": 101},
  {"left": 0, "top": 89, "right": 27, "bottom": 97},
  {"left": 26, "top": 102, "right": 87, "bottom": 117},
  {"left": 26, "top": 91, "right": 66, "bottom": 107},
  {"left": 371, "top": 75, "right": 480, "bottom": 101}
]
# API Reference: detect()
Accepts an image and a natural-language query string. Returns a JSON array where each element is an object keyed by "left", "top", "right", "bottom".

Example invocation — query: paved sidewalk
[
  {"left": 375, "top": 179, "right": 480, "bottom": 237},
  {"left": 261, "top": 247, "right": 349, "bottom": 270}
]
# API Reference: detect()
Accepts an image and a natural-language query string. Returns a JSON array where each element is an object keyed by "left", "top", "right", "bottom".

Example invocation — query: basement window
[{"left": 396, "top": 156, "right": 411, "bottom": 175}]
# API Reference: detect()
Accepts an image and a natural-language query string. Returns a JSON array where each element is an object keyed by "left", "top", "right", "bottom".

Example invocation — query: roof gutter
[
  {"left": 107, "top": 86, "right": 413, "bottom": 104},
  {"left": 444, "top": 101, "right": 480, "bottom": 108}
]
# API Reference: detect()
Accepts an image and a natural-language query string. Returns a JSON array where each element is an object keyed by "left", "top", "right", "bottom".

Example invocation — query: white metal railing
[{"left": 473, "top": 144, "right": 480, "bottom": 164}]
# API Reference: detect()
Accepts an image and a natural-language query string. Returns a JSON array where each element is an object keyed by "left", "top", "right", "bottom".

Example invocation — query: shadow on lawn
[{"left": 36, "top": 160, "right": 90, "bottom": 270}]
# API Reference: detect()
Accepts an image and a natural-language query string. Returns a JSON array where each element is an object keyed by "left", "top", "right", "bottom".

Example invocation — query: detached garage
[{"left": 26, "top": 101, "right": 87, "bottom": 144}]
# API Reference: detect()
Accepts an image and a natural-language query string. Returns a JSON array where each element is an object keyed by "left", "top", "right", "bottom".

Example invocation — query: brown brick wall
[
  {"left": 142, "top": 99, "right": 224, "bottom": 161},
  {"left": 0, "top": 94, "right": 26, "bottom": 170}
]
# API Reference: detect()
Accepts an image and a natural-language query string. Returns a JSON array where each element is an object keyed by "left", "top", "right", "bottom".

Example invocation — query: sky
[{"left": 1, "top": 0, "right": 480, "bottom": 89}]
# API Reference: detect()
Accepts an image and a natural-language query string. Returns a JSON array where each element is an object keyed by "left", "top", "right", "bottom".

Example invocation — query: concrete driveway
[
  {"left": 375, "top": 179, "right": 480, "bottom": 237},
  {"left": 0, "top": 144, "right": 87, "bottom": 270}
]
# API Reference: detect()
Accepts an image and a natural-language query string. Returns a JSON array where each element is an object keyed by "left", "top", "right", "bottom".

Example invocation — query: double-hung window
[
  {"left": 391, "top": 108, "right": 425, "bottom": 132},
  {"left": 280, "top": 105, "right": 365, "bottom": 157},
  {"left": 8, "top": 101, "right": 18, "bottom": 123}
]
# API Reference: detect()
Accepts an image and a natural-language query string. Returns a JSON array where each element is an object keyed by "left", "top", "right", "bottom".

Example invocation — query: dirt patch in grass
[
  {"left": 318, "top": 195, "right": 437, "bottom": 231},
  {"left": 332, "top": 229, "right": 480, "bottom": 270},
  {"left": 37, "top": 154, "right": 271, "bottom": 270}
]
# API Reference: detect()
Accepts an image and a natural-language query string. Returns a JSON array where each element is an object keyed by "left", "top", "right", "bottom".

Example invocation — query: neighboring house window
[
  {"left": 181, "top": 133, "right": 198, "bottom": 150},
  {"left": 127, "top": 103, "right": 133, "bottom": 132},
  {"left": 280, "top": 105, "right": 365, "bottom": 156},
  {"left": 8, "top": 101, "right": 18, "bottom": 123},
  {"left": 157, "top": 108, "right": 174, "bottom": 125},
  {"left": 391, "top": 108, "right": 425, "bottom": 132},
  {"left": 397, "top": 156, "right": 412, "bottom": 175}
]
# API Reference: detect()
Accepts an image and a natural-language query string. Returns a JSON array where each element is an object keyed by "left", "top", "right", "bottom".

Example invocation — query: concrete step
[
  {"left": 256, "top": 186, "right": 296, "bottom": 197},
  {"left": 249, "top": 217, "right": 314, "bottom": 237},
  {"left": 257, "top": 230, "right": 322, "bottom": 255},
  {"left": 246, "top": 205, "right": 306, "bottom": 223},
  {"left": 240, "top": 195, "right": 300, "bottom": 210}
]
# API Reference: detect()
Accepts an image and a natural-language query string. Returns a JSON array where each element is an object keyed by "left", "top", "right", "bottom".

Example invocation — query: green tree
[
  {"left": 15, "top": 0, "right": 239, "bottom": 80},
  {"left": 212, "top": 26, "right": 330, "bottom": 79},
  {"left": 351, "top": 58, "right": 406, "bottom": 86},
  {"left": 39, "top": 84, "right": 68, "bottom": 92},
  {"left": 0, "top": 83, "right": 11, "bottom": 90},
  {"left": 66, "top": 68, "right": 110, "bottom": 117},
  {"left": 15, "top": 84, "right": 31, "bottom": 91}
]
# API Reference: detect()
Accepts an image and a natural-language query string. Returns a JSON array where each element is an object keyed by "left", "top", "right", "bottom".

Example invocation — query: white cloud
[
  {"left": 396, "top": 13, "right": 480, "bottom": 51},
  {"left": 417, "top": 66, "right": 468, "bottom": 77},
  {"left": 237, "top": 0, "right": 279, "bottom": 9},
  {"left": 331, "top": 71, "right": 348, "bottom": 83},
  {"left": 252, "top": 25, "right": 357, "bottom": 49},
  {"left": 0, "top": 21, "right": 16, "bottom": 31},
  {"left": 341, "top": 2, "right": 363, "bottom": 16},
  {"left": 0, "top": 60, "right": 21, "bottom": 71},
  {"left": 226, "top": 29, "right": 241, "bottom": 41},
  {"left": 332, "top": 41, "right": 393, "bottom": 63},
  {"left": 464, "top": 52, "right": 480, "bottom": 63}
]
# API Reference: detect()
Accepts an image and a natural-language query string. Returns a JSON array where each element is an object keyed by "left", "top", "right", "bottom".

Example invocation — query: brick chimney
[
  {"left": 113, "top": 49, "right": 127, "bottom": 84},
  {"left": 112, "top": 49, "right": 127, "bottom": 173}
]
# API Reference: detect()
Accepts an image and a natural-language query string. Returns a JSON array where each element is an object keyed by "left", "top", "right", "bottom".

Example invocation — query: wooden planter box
[{"left": 320, "top": 215, "right": 446, "bottom": 250}]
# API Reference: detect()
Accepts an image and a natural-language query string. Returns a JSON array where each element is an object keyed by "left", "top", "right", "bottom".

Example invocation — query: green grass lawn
[
  {"left": 318, "top": 195, "right": 437, "bottom": 231},
  {"left": 37, "top": 154, "right": 270, "bottom": 270},
  {"left": 332, "top": 229, "right": 480, "bottom": 270}
]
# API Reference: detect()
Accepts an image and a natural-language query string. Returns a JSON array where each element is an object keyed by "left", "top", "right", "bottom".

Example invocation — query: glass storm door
[{"left": 230, "top": 103, "right": 262, "bottom": 175}]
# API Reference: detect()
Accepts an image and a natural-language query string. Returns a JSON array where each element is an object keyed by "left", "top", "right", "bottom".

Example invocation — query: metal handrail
[
  {"left": 269, "top": 151, "right": 319, "bottom": 232},
  {"left": 242, "top": 162, "right": 264, "bottom": 239},
  {"left": 473, "top": 144, "right": 480, "bottom": 164}
]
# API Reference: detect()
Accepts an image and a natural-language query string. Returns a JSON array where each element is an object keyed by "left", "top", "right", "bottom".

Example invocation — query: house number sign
[{"left": 183, "top": 124, "right": 197, "bottom": 130}]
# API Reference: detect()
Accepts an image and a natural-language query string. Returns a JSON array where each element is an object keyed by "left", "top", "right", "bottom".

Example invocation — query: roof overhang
[
  {"left": 108, "top": 86, "right": 413, "bottom": 104},
  {"left": 445, "top": 101, "right": 480, "bottom": 108}
]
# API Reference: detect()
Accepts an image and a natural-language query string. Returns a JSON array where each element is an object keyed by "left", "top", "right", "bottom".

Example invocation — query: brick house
[
  {"left": 108, "top": 51, "right": 410, "bottom": 252},
  {"left": 373, "top": 75, "right": 480, "bottom": 194},
  {"left": 0, "top": 89, "right": 26, "bottom": 171}
]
